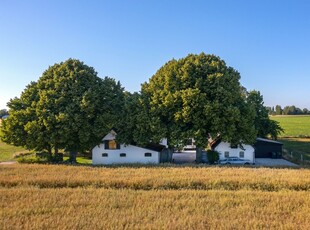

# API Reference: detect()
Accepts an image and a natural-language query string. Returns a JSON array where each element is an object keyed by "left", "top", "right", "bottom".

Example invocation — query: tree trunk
[
  {"left": 69, "top": 150, "right": 77, "bottom": 163},
  {"left": 53, "top": 146, "right": 63, "bottom": 162},
  {"left": 47, "top": 145, "right": 52, "bottom": 160},
  {"left": 168, "top": 147, "right": 174, "bottom": 163},
  {"left": 88, "top": 148, "right": 93, "bottom": 159},
  {"left": 54, "top": 147, "right": 58, "bottom": 155}
]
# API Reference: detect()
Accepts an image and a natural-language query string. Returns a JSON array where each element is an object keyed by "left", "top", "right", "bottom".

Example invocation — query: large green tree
[
  {"left": 246, "top": 90, "right": 283, "bottom": 139},
  {"left": 142, "top": 53, "right": 256, "bottom": 162},
  {"left": 1, "top": 59, "right": 124, "bottom": 162}
]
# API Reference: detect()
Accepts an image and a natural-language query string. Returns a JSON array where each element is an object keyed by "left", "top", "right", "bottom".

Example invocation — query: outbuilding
[
  {"left": 92, "top": 130, "right": 170, "bottom": 165},
  {"left": 254, "top": 138, "right": 283, "bottom": 158},
  {"left": 210, "top": 138, "right": 255, "bottom": 164}
]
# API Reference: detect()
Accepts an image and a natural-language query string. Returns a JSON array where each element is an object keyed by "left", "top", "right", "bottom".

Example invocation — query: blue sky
[{"left": 1, "top": 0, "right": 310, "bottom": 109}]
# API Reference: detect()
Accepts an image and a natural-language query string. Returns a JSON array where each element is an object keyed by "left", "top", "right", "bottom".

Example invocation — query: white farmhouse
[
  {"left": 92, "top": 130, "right": 168, "bottom": 165},
  {"left": 210, "top": 139, "right": 255, "bottom": 164}
]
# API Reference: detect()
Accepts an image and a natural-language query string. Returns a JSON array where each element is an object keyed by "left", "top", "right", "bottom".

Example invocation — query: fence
[{"left": 283, "top": 149, "right": 310, "bottom": 165}]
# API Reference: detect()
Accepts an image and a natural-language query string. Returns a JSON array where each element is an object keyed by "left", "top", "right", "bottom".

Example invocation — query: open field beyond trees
[
  {"left": 1, "top": 164, "right": 310, "bottom": 229},
  {"left": 0, "top": 139, "right": 30, "bottom": 162},
  {"left": 270, "top": 115, "right": 310, "bottom": 137},
  {"left": 270, "top": 115, "right": 310, "bottom": 163},
  {"left": 280, "top": 138, "right": 310, "bottom": 162}
]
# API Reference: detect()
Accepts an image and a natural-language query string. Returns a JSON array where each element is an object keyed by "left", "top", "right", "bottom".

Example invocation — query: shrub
[
  {"left": 13, "top": 151, "right": 33, "bottom": 159},
  {"left": 207, "top": 150, "right": 219, "bottom": 164},
  {"left": 17, "top": 152, "right": 64, "bottom": 164},
  {"left": 17, "top": 156, "right": 48, "bottom": 164},
  {"left": 36, "top": 151, "right": 51, "bottom": 159},
  {"left": 52, "top": 153, "right": 63, "bottom": 162}
]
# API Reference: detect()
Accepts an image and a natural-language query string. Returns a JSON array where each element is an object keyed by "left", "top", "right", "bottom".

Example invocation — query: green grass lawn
[
  {"left": 280, "top": 138, "right": 310, "bottom": 162},
  {"left": 0, "top": 139, "right": 92, "bottom": 164},
  {"left": 63, "top": 156, "right": 92, "bottom": 164},
  {"left": 270, "top": 115, "right": 310, "bottom": 163},
  {"left": 270, "top": 115, "right": 310, "bottom": 137},
  {"left": 0, "top": 139, "right": 29, "bottom": 162}
]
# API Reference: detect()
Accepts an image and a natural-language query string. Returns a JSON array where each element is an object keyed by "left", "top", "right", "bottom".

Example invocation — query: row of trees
[
  {"left": 0, "top": 109, "right": 9, "bottom": 118},
  {"left": 0, "top": 54, "right": 283, "bottom": 162},
  {"left": 267, "top": 105, "right": 310, "bottom": 115}
]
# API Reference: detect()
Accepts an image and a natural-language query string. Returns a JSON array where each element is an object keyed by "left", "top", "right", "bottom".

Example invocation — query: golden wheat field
[{"left": 1, "top": 164, "right": 310, "bottom": 229}]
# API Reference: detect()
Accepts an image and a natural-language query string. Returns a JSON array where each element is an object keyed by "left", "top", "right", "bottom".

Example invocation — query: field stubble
[
  {"left": 1, "top": 164, "right": 310, "bottom": 229},
  {"left": 1, "top": 164, "right": 310, "bottom": 191},
  {"left": 1, "top": 188, "right": 310, "bottom": 229}
]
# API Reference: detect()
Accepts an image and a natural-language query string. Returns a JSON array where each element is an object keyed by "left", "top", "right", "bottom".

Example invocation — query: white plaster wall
[
  {"left": 92, "top": 144, "right": 160, "bottom": 165},
  {"left": 214, "top": 142, "right": 255, "bottom": 163}
]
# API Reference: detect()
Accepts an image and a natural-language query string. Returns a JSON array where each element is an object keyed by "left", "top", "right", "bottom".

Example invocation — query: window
[
  {"left": 230, "top": 144, "right": 238, "bottom": 149},
  {"left": 102, "top": 153, "right": 108, "bottom": 157},
  {"left": 145, "top": 152, "right": 152, "bottom": 157},
  {"left": 120, "top": 153, "right": 126, "bottom": 157},
  {"left": 104, "top": 140, "right": 120, "bottom": 150},
  {"left": 239, "top": 151, "right": 244, "bottom": 158},
  {"left": 224, "top": 151, "right": 229, "bottom": 158}
]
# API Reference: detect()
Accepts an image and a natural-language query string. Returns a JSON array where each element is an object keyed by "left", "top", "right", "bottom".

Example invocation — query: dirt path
[{"left": 0, "top": 161, "right": 17, "bottom": 165}]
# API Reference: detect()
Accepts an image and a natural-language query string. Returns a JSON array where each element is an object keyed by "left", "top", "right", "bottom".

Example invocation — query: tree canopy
[
  {"left": 1, "top": 54, "right": 285, "bottom": 164},
  {"left": 141, "top": 53, "right": 257, "bottom": 155},
  {"left": 1, "top": 59, "right": 124, "bottom": 162},
  {"left": 246, "top": 90, "right": 283, "bottom": 139}
]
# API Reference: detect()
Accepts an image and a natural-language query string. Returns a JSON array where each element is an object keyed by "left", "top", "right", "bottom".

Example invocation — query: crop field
[
  {"left": 270, "top": 115, "right": 310, "bottom": 137},
  {"left": 1, "top": 164, "right": 310, "bottom": 229}
]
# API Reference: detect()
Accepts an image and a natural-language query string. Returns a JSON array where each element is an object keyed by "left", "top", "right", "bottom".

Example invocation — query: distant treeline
[
  {"left": 267, "top": 105, "right": 310, "bottom": 115},
  {"left": 0, "top": 109, "right": 9, "bottom": 118}
]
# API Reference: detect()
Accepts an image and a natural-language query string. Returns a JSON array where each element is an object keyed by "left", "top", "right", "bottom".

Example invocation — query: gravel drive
[
  {"left": 173, "top": 151, "right": 196, "bottom": 164},
  {"left": 173, "top": 151, "right": 299, "bottom": 167},
  {"left": 254, "top": 158, "right": 298, "bottom": 167},
  {"left": 0, "top": 161, "right": 17, "bottom": 165}
]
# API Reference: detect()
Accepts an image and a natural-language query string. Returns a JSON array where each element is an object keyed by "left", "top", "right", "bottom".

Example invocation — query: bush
[
  {"left": 17, "top": 156, "right": 48, "bottom": 164},
  {"left": 35, "top": 152, "right": 63, "bottom": 163},
  {"left": 207, "top": 150, "right": 219, "bottom": 164},
  {"left": 36, "top": 152, "right": 51, "bottom": 159},
  {"left": 52, "top": 153, "right": 63, "bottom": 162},
  {"left": 13, "top": 151, "right": 33, "bottom": 159},
  {"left": 17, "top": 152, "right": 64, "bottom": 164}
]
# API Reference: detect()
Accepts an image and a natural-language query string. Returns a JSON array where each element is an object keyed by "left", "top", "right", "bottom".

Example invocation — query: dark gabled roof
[
  {"left": 144, "top": 143, "right": 166, "bottom": 152},
  {"left": 210, "top": 138, "right": 222, "bottom": 150},
  {"left": 210, "top": 137, "right": 283, "bottom": 150},
  {"left": 256, "top": 137, "right": 283, "bottom": 145}
]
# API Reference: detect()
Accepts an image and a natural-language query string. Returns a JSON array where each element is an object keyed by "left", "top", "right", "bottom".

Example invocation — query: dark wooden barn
[{"left": 254, "top": 138, "right": 283, "bottom": 158}]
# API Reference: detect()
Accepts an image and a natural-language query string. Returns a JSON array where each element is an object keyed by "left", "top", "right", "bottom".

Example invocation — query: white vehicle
[{"left": 219, "top": 157, "right": 253, "bottom": 165}]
